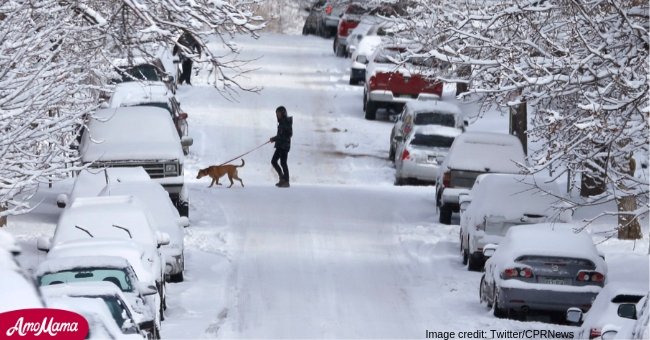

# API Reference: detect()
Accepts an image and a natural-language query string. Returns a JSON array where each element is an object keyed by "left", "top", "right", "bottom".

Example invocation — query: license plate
[
  {"left": 427, "top": 155, "right": 436, "bottom": 163},
  {"left": 545, "top": 278, "right": 570, "bottom": 285}
]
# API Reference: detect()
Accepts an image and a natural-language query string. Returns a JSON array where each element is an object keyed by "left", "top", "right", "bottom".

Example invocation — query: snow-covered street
[{"left": 6, "top": 33, "right": 648, "bottom": 339}]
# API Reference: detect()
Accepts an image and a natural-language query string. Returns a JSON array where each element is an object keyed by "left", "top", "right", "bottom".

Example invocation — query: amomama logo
[{"left": 0, "top": 309, "right": 89, "bottom": 339}]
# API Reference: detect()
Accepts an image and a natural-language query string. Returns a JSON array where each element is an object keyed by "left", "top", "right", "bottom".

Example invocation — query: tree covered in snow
[
  {"left": 402, "top": 0, "right": 649, "bottom": 239},
  {"left": 0, "top": 0, "right": 266, "bottom": 223}
]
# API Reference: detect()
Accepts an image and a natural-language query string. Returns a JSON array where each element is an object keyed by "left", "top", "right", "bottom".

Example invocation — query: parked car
[
  {"left": 333, "top": 3, "right": 367, "bottom": 57},
  {"left": 435, "top": 131, "right": 526, "bottom": 224},
  {"left": 479, "top": 224, "right": 606, "bottom": 319},
  {"left": 349, "top": 35, "right": 382, "bottom": 85},
  {"left": 46, "top": 295, "right": 145, "bottom": 339},
  {"left": 567, "top": 281, "right": 648, "bottom": 339},
  {"left": 302, "top": 0, "right": 327, "bottom": 36},
  {"left": 389, "top": 100, "right": 466, "bottom": 161},
  {"left": 111, "top": 57, "right": 176, "bottom": 95},
  {"left": 99, "top": 180, "right": 189, "bottom": 282},
  {"left": 79, "top": 106, "right": 192, "bottom": 216},
  {"left": 108, "top": 82, "right": 191, "bottom": 154},
  {"left": 394, "top": 125, "right": 461, "bottom": 185},
  {"left": 36, "top": 256, "right": 160, "bottom": 337},
  {"left": 364, "top": 44, "right": 443, "bottom": 120},
  {"left": 459, "top": 173, "right": 570, "bottom": 271},
  {"left": 345, "top": 21, "right": 373, "bottom": 58},
  {"left": 42, "top": 282, "right": 146, "bottom": 338},
  {"left": 302, "top": 0, "right": 346, "bottom": 38},
  {"left": 0, "top": 230, "right": 45, "bottom": 313}
]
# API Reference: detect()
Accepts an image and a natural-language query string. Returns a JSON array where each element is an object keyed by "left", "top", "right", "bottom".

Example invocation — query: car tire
[
  {"left": 479, "top": 275, "right": 492, "bottom": 308},
  {"left": 335, "top": 43, "right": 345, "bottom": 57},
  {"left": 169, "top": 271, "right": 184, "bottom": 283},
  {"left": 439, "top": 204, "right": 452, "bottom": 224},
  {"left": 467, "top": 253, "right": 482, "bottom": 271},
  {"left": 395, "top": 177, "right": 404, "bottom": 186},
  {"left": 493, "top": 289, "right": 507, "bottom": 318},
  {"left": 365, "top": 100, "right": 377, "bottom": 120},
  {"left": 462, "top": 246, "right": 468, "bottom": 265},
  {"left": 389, "top": 146, "right": 395, "bottom": 162}
]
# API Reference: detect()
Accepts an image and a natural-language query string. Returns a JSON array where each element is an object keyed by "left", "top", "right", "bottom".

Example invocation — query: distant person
[
  {"left": 173, "top": 32, "right": 201, "bottom": 85},
  {"left": 269, "top": 106, "right": 293, "bottom": 188}
]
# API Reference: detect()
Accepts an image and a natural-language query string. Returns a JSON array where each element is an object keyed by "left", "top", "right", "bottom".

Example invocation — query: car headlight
[{"left": 165, "top": 164, "right": 177, "bottom": 173}]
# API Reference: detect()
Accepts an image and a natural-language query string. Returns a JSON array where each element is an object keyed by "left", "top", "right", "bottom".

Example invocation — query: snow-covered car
[
  {"left": 37, "top": 195, "right": 169, "bottom": 316},
  {"left": 435, "top": 132, "right": 526, "bottom": 224},
  {"left": 394, "top": 125, "right": 461, "bottom": 185},
  {"left": 79, "top": 106, "right": 192, "bottom": 216},
  {"left": 36, "top": 256, "right": 159, "bottom": 337},
  {"left": 479, "top": 224, "right": 606, "bottom": 319},
  {"left": 567, "top": 281, "right": 648, "bottom": 339},
  {"left": 302, "top": 0, "right": 328, "bottom": 36},
  {"left": 47, "top": 295, "right": 145, "bottom": 339},
  {"left": 363, "top": 44, "right": 443, "bottom": 120},
  {"left": 42, "top": 282, "right": 145, "bottom": 338},
  {"left": 107, "top": 82, "right": 191, "bottom": 155},
  {"left": 389, "top": 100, "right": 466, "bottom": 161},
  {"left": 0, "top": 230, "right": 45, "bottom": 312},
  {"left": 345, "top": 21, "right": 373, "bottom": 58},
  {"left": 459, "top": 173, "right": 570, "bottom": 271},
  {"left": 333, "top": 3, "right": 367, "bottom": 57},
  {"left": 111, "top": 57, "right": 176, "bottom": 95},
  {"left": 99, "top": 180, "right": 189, "bottom": 282},
  {"left": 349, "top": 35, "right": 382, "bottom": 85}
]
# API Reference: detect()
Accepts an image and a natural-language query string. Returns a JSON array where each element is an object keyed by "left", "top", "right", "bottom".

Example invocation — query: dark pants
[
  {"left": 271, "top": 148, "right": 289, "bottom": 182},
  {"left": 180, "top": 59, "right": 193, "bottom": 85}
]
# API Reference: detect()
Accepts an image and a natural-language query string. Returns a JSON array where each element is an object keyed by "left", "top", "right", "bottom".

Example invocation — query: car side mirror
[
  {"left": 157, "top": 232, "right": 170, "bottom": 247},
  {"left": 56, "top": 194, "right": 69, "bottom": 208},
  {"left": 565, "top": 307, "right": 583, "bottom": 324},
  {"left": 357, "top": 55, "right": 368, "bottom": 64},
  {"left": 181, "top": 136, "right": 193, "bottom": 147},
  {"left": 394, "top": 135, "right": 404, "bottom": 142},
  {"left": 459, "top": 194, "right": 472, "bottom": 213},
  {"left": 177, "top": 217, "right": 190, "bottom": 228},
  {"left": 37, "top": 236, "right": 52, "bottom": 252},
  {"left": 138, "top": 283, "right": 158, "bottom": 296},
  {"left": 178, "top": 112, "right": 188, "bottom": 120},
  {"left": 617, "top": 303, "right": 637, "bottom": 320},
  {"left": 482, "top": 244, "right": 497, "bottom": 258}
]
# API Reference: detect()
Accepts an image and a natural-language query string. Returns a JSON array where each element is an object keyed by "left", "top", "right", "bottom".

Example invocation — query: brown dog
[{"left": 196, "top": 159, "right": 245, "bottom": 188}]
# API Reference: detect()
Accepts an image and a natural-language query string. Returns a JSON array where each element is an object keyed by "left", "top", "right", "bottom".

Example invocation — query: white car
[
  {"left": 79, "top": 106, "right": 192, "bottom": 216},
  {"left": 99, "top": 180, "right": 189, "bottom": 282},
  {"left": 435, "top": 131, "right": 526, "bottom": 224},
  {"left": 567, "top": 281, "right": 648, "bottom": 339},
  {"left": 389, "top": 100, "right": 466, "bottom": 161},
  {"left": 349, "top": 35, "right": 382, "bottom": 85},
  {"left": 47, "top": 296, "right": 145, "bottom": 339},
  {"left": 0, "top": 230, "right": 44, "bottom": 313},
  {"left": 36, "top": 256, "right": 159, "bottom": 337},
  {"left": 479, "top": 224, "right": 606, "bottom": 320},
  {"left": 394, "top": 125, "right": 462, "bottom": 185},
  {"left": 41, "top": 282, "right": 145, "bottom": 337},
  {"left": 459, "top": 173, "right": 570, "bottom": 271}
]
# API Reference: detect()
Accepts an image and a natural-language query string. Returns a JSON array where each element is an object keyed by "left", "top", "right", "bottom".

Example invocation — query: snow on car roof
[
  {"left": 69, "top": 167, "right": 150, "bottom": 204},
  {"left": 109, "top": 82, "right": 172, "bottom": 108},
  {"left": 54, "top": 196, "right": 156, "bottom": 248},
  {"left": 445, "top": 132, "right": 525, "bottom": 173},
  {"left": 80, "top": 106, "right": 183, "bottom": 163},
  {"left": 0, "top": 229, "right": 20, "bottom": 255},
  {"left": 406, "top": 100, "right": 462, "bottom": 116},
  {"left": 467, "top": 174, "right": 565, "bottom": 220},
  {"left": 45, "top": 296, "right": 124, "bottom": 338},
  {"left": 36, "top": 255, "right": 132, "bottom": 277},
  {"left": 412, "top": 125, "right": 463, "bottom": 138},
  {"left": 112, "top": 57, "right": 160, "bottom": 68},
  {"left": 0, "top": 269, "right": 44, "bottom": 312},
  {"left": 494, "top": 223, "right": 605, "bottom": 268},
  {"left": 357, "top": 35, "right": 383, "bottom": 56}
]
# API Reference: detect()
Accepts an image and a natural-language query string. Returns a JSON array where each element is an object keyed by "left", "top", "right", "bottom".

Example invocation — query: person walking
[
  {"left": 173, "top": 32, "right": 201, "bottom": 85},
  {"left": 270, "top": 106, "right": 293, "bottom": 188}
]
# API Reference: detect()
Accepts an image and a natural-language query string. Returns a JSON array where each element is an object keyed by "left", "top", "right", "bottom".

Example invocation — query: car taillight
[
  {"left": 369, "top": 76, "right": 376, "bottom": 89},
  {"left": 432, "top": 82, "right": 443, "bottom": 96},
  {"left": 503, "top": 268, "right": 518, "bottom": 278},
  {"left": 442, "top": 171, "right": 451, "bottom": 187},
  {"left": 589, "top": 328, "right": 601, "bottom": 339},
  {"left": 502, "top": 267, "right": 534, "bottom": 279},
  {"left": 401, "top": 149, "right": 410, "bottom": 161},
  {"left": 325, "top": 5, "right": 332, "bottom": 14},
  {"left": 577, "top": 271, "right": 605, "bottom": 283}
]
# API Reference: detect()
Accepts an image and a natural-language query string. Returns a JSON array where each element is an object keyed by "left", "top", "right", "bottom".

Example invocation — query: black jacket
[{"left": 271, "top": 116, "right": 293, "bottom": 150}]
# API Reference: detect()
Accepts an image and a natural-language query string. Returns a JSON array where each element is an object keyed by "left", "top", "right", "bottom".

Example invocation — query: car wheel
[
  {"left": 467, "top": 253, "right": 482, "bottom": 271},
  {"left": 493, "top": 288, "right": 507, "bottom": 318},
  {"left": 332, "top": 37, "right": 338, "bottom": 53},
  {"left": 363, "top": 91, "right": 367, "bottom": 112},
  {"left": 169, "top": 271, "right": 184, "bottom": 283},
  {"left": 365, "top": 100, "right": 377, "bottom": 120},
  {"left": 389, "top": 145, "right": 395, "bottom": 162},
  {"left": 479, "top": 275, "right": 492, "bottom": 308},
  {"left": 335, "top": 43, "right": 345, "bottom": 57},
  {"left": 462, "top": 246, "right": 468, "bottom": 265},
  {"left": 439, "top": 204, "right": 452, "bottom": 224},
  {"left": 394, "top": 177, "right": 404, "bottom": 186}
]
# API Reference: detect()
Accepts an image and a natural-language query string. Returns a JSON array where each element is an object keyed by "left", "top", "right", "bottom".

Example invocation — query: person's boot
[
  {"left": 275, "top": 180, "right": 283, "bottom": 187},
  {"left": 278, "top": 179, "right": 290, "bottom": 188}
]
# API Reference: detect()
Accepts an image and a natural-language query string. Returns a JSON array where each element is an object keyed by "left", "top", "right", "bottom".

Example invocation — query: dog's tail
[{"left": 237, "top": 159, "right": 245, "bottom": 167}]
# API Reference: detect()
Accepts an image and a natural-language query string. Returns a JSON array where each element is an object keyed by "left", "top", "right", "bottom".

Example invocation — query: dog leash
[{"left": 216, "top": 141, "right": 272, "bottom": 167}]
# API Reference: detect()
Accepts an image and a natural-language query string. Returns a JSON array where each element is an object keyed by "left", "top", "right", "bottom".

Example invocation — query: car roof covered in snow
[
  {"left": 69, "top": 167, "right": 151, "bottom": 205},
  {"left": 46, "top": 296, "right": 132, "bottom": 339},
  {"left": 411, "top": 125, "right": 463, "bottom": 138},
  {"left": 490, "top": 223, "right": 605, "bottom": 271},
  {"left": 109, "top": 81, "right": 172, "bottom": 108},
  {"left": 405, "top": 100, "right": 463, "bottom": 116},
  {"left": 53, "top": 196, "right": 157, "bottom": 248},
  {"left": 0, "top": 229, "right": 21, "bottom": 255},
  {"left": 580, "top": 281, "right": 649, "bottom": 336},
  {"left": 356, "top": 35, "right": 383, "bottom": 56},
  {"left": 80, "top": 106, "right": 183, "bottom": 163},
  {"left": 444, "top": 131, "right": 525, "bottom": 173},
  {"left": 466, "top": 174, "right": 567, "bottom": 221},
  {"left": 0, "top": 269, "right": 44, "bottom": 312},
  {"left": 36, "top": 255, "right": 133, "bottom": 277}
]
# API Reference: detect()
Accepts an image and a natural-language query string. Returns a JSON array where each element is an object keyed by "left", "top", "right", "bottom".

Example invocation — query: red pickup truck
[{"left": 363, "top": 46, "right": 443, "bottom": 120}]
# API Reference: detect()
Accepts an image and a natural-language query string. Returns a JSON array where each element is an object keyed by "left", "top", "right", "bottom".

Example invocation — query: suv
[
  {"left": 364, "top": 44, "right": 443, "bottom": 120},
  {"left": 111, "top": 57, "right": 176, "bottom": 95},
  {"left": 333, "top": 3, "right": 367, "bottom": 57},
  {"left": 435, "top": 132, "right": 526, "bottom": 224},
  {"left": 79, "top": 106, "right": 192, "bottom": 216}
]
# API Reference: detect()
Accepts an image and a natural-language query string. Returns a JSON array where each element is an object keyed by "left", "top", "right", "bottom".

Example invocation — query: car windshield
[
  {"left": 414, "top": 112, "right": 456, "bottom": 127},
  {"left": 133, "top": 102, "right": 174, "bottom": 116},
  {"left": 115, "top": 64, "right": 161, "bottom": 83},
  {"left": 39, "top": 268, "right": 133, "bottom": 292},
  {"left": 346, "top": 4, "right": 366, "bottom": 15},
  {"left": 410, "top": 134, "right": 455, "bottom": 148},
  {"left": 374, "top": 48, "right": 406, "bottom": 64}
]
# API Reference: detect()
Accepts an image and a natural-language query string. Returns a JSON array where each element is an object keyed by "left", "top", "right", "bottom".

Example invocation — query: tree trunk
[
  {"left": 617, "top": 156, "right": 642, "bottom": 239},
  {"left": 455, "top": 65, "right": 471, "bottom": 96},
  {"left": 0, "top": 204, "right": 6, "bottom": 227},
  {"left": 580, "top": 148, "right": 607, "bottom": 197}
]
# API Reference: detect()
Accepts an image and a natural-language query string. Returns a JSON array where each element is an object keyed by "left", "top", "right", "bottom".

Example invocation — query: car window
[
  {"left": 410, "top": 134, "right": 455, "bottom": 148},
  {"left": 39, "top": 268, "right": 134, "bottom": 292},
  {"left": 116, "top": 64, "right": 161, "bottom": 83},
  {"left": 415, "top": 112, "right": 456, "bottom": 127},
  {"left": 611, "top": 295, "right": 644, "bottom": 304},
  {"left": 100, "top": 296, "right": 129, "bottom": 329},
  {"left": 132, "top": 102, "right": 174, "bottom": 116},
  {"left": 374, "top": 48, "right": 406, "bottom": 64}
]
